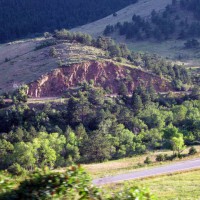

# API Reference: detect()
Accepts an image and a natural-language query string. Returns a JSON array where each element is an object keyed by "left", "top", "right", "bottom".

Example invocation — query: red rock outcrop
[{"left": 28, "top": 61, "right": 173, "bottom": 97}]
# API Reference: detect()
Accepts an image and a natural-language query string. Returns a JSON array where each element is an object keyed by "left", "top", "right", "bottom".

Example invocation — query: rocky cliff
[{"left": 28, "top": 61, "right": 173, "bottom": 97}]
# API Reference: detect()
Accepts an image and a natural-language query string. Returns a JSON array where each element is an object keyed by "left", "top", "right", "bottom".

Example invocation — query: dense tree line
[
  {"left": 104, "top": 0, "right": 200, "bottom": 40},
  {"left": 128, "top": 52, "right": 190, "bottom": 87},
  {"left": 0, "top": 0, "right": 137, "bottom": 43},
  {"left": 0, "top": 84, "right": 200, "bottom": 172}
]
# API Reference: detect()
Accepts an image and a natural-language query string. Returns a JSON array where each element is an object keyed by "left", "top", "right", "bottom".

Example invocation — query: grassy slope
[
  {"left": 0, "top": 38, "right": 106, "bottom": 94},
  {"left": 71, "top": 0, "right": 171, "bottom": 37},
  {"left": 83, "top": 146, "right": 200, "bottom": 179},
  {"left": 104, "top": 169, "right": 200, "bottom": 200},
  {"left": 0, "top": 38, "right": 56, "bottom": 93}
]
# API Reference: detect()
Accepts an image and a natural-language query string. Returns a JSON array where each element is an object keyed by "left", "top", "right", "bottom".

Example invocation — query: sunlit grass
[{"left": 104, "top": 169, "right": 200, "bottom": 200}]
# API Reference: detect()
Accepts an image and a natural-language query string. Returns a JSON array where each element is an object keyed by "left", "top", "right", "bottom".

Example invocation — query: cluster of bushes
[
  {"left": 145, "top": 154, "right": 180, "bottom": 164},
  {"left": 0, "top": 165, "right": 155, "bottom": 200},
  {"left": 34, "top": 39, "right": 57, "bottom": 51},
  {"left": 11, "top": 85, "right": 29, "bottom": 104},
  {"left": 53, "top": 29, "right": 131, "bottom": 59},
  {"left": 143, "top": 146, "right": 198, "bottom": 165},
  {"left": 155, "top": 146, "right": 198, "bottom": 162}
]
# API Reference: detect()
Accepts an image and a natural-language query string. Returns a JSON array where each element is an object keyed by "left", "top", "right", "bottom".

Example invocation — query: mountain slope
[
  {"left": 71, "top": 0, "right": 172, "bottom": 37},
  {"left": 0, "top": 31, "right": 187, "bottom": 97},
  {"left": 0, "top": 0, "right": 136, "bottom": 43},
  {"left": 72, "top": 0, "right": 200, "bottom": 71},
  {"left": 0, "top": 38, "right": 105, "bottom": 94}
]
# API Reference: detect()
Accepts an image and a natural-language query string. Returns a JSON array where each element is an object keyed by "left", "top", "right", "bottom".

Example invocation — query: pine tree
[{"left": 132, "top": 94, "right": 143, "bottom": 114}]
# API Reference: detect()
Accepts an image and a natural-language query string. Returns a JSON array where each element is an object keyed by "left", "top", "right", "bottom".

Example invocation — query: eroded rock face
[{"left": 28, "top": 61, "right": 173, "bottom": 97}]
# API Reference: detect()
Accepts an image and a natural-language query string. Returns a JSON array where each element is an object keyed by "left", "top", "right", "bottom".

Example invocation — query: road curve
[{"left": 92, "top": 158, "right": 200, "bottom": 185}]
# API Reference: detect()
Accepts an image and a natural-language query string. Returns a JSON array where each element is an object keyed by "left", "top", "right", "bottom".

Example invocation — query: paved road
[{"left": 93, "top": 158, "right": 200, "bottom": 185}]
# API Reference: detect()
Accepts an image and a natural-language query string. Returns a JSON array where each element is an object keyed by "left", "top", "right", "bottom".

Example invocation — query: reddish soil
[{"left": 28, "top": 61, "right": 173, "bottom": 97}]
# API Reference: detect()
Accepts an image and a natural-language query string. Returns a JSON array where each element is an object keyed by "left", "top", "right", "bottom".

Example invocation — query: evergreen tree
[{"left": 132, "top": 94, "right": 143, "bottom": 114}]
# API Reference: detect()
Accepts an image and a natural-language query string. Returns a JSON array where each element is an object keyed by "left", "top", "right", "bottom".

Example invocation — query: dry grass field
[{"left": 83, "top": 146, "right": 200, "bottom": 179}]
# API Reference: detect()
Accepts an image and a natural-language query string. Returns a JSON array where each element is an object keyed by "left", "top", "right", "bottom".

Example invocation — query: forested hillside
[
  {"left": 104, "top": 0, "right": 200, "bottom": 40},
  {"left": 0, "top": 29, "right": 197, "bottom": 171},
  {"left": 0, "top": 0, "right": 137, "bottom": 43},
  {"left": 1, "top": 83, "right": 200, "bottom": 171}
]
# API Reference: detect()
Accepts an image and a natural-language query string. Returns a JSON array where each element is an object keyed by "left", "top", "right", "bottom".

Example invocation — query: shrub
[
  {"left": 156, "top": 154, "right": 165, "bottom": 162},
  {"left": 164, "top": 154, "right": 169, "bottom": 160},
  {"left": 144, "top": 156, "right": 152, "bottom": 164},
  {"left": 8, "top": 163, "right": 26, "bottom": 176},
  {"left": 116, "top": 57, "right": 122, "bottom": 62},
  {"left": 4, "top": 58, "right": 10, "bottom": 62},
  {"left": 12, "top": 85, "right": 29, "bottom": 103},
  {"left": 57, "top": 60, "right": 64, "bottom": 67},
  {"left": 177, "top": 153, "right": 185, "bottom": 159},
  {"left": 3, "top": 165, "right": 101, "bottom": 200},
  {"left": 49, "top": 47, "right": 57, "bottom": 57},
  {"left": 189, "top": 146, "right": 197, "bottom": 155},
  {"left": 165, "top": 154, "right": 177, "bottom": 161},
  {"left": 0, "top": 97, "right": 5, "bottom": 105},
  {"left": 0, "top": 172, "right": 17, "bottom": 197},
  {"left": 35, "top": 40, "right": 57, "bottom": 51},
  {"left": 109, "top": 186, "right": 156, "bottom": 200},
  {"left": 54, "top": 29, "right": 73, "bottom": 40},
  {"left": 1, "top": 165, "right": 156, "bottom": 200},
  {"left": 44, "top": 32, "right": 52, "bottom": 38}
]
